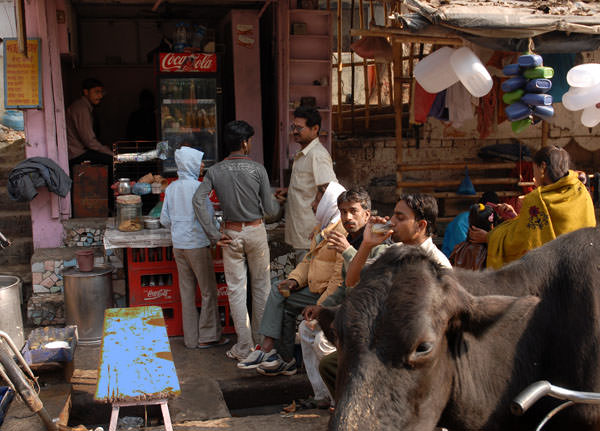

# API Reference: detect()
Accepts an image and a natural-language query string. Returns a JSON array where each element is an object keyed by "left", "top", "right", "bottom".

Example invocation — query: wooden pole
[
  {"left": 359, "top": 0, "right": 370, "bottom": 128},
  {"left": 350, "top": 0, "right": 356, "bottom": 134},
  {"left": 408, "top": 43, "right": 415, "bottom": 121},
  {"left": 393, "top": 40, "right": 403, "bottom": 195},
  {"left": 15, "top": 0, "right": 27, "bottom": 56},
  {"left": 337, "top": 0, "right": 343, "bottom": 131}
]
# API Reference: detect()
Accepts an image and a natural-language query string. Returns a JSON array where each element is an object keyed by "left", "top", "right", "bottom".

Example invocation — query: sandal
[{"left": 197, "top": 337, "right": 229, "bottom": 349}]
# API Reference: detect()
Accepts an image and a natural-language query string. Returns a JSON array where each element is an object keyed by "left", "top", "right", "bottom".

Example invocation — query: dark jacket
[{"left": 8, "top": 157, "right": 72, "bottom": 202}]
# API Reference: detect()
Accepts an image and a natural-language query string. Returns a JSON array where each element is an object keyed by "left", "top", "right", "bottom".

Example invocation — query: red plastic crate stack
[{"left": 127, "top": 245, "right": 235, "bottom": 336}]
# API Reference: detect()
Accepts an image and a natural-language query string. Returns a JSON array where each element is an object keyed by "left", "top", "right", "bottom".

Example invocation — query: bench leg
[
  {"left": 108, "top": 405, "right": 120, "bottom": 431},
  {"left": 160, "top": 400, "right": 173, "bottom": 431}
]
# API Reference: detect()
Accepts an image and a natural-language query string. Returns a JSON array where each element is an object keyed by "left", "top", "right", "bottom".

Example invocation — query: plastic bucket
[
  {"left": 414, "top": 46, "right": 459, "bottom": 94},
  {"left": 64, "top": 265, "right": 113, "bottom": 345},
  {"left": 0, "top": 276, "right": 24, "bottom": 349}
]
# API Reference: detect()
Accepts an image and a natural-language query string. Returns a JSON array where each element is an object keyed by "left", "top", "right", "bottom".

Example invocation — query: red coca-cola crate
[
  {"left": 159, "top": 302, "right": 183, "bottom": 337},
  {"left": 129, "top": 268, "right": 180, "bottom": 305},
  {"left": 194, "top": 299, "right": 234, "bottom": 335},
  {"left": 126, "top": 247, "right": 176, "bottom": 271}
]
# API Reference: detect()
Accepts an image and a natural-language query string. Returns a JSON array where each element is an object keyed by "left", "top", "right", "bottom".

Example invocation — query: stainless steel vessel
[
  {"left": 63, "top": 265, "right": 114, "bottom": 345},
  {"left": 0, "top": 275, "right": 24, "bottom": 349},
  {"left": 117, "top": 178, "right": 132, "bottom": 195}
]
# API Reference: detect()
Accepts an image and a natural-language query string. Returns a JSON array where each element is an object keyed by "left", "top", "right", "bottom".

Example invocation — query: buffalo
[{"left": 328, "top": 227, "right": 600, "bottom": 430}]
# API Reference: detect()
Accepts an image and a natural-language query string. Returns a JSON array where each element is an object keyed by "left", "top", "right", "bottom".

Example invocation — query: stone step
[
  {"left": 0, "top": 263, "right": 32, "bottom": 284},
  {"left": 0, "top": 237, "right": 33, "bottom": 266},
  {"left": 0, "top": 138, "right": 27, "bottom": 164},
  {"left": 0, "top": 210, "right": 32, "bottom": 237},
  {"left": 0, "top": 188, "right": 30, "bottom": 211}
]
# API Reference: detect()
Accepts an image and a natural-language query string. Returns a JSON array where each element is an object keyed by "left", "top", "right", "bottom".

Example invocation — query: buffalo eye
[{"left": 415, "top": 342, "right": 433, "bottom": 356}]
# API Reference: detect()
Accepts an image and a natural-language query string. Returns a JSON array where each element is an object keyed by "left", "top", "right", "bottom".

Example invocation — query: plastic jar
[
  {"left": 562, "top": 85, "right": 600, "bottom": 111},
  {"left": 567, "top": 64, "right": 600, "bottom": 88},
  {"left": 116, "top": 195, "right": 143, "bottom": 232},
  {"left": 413, "top": 46, "right": 459, "bottom": 94},
  {"left": 581, "top": 105, "right": 600, "bottom": 127},
  {"left": 450, "top": 47, "right": 493, "bottom": 97}
]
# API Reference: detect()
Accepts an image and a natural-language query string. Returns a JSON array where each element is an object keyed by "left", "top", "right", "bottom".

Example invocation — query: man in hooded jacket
[{"left": 160, "top": 147, "right": 227, "bottom": 349}]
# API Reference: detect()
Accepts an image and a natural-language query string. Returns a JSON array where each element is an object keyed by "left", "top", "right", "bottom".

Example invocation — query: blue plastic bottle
[
  {"left": 501, "top": 76, "right": 528, "bottom": 92},
  {"left": 502, "top": 63, "right": 521, "bottom": 76},
  {"left": 518, "top": 54, "right": 543, "bottom": 68},
  {"left": 533, "top": 105, "right": 555, "bottom": 120},
  {"left": 525, "top": 79, "right": 552, "bottom": 93},
  {"left": 521, "top": 93, "right": 553, "bottom": 106},
  {"left": 505, "top": 102, "right": 532, "bottom": 121}
]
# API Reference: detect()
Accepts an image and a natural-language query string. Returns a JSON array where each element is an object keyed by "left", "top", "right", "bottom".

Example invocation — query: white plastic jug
[
  {"left": 562, "top": 84, "right": 600, "bottom": 111},
  {"left": 413, "top": 47, "right": 459, "bottom": 94},
  {"left": 450, "top": 47, "right": 493, "bottom": 98},
  {"left": 581, "top": 105, "right": 600, "bottom": 127},
  {"left": 567, "top": 64, "right": 600, "bottom": 88}
]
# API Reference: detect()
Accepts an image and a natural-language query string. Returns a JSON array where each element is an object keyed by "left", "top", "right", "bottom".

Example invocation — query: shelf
[
  {"left": 162, "top": 98, "right": 216, "bottom": 105},
  {"left": 288, "top": 107, "right": 331, "bottom": 112},
  {"left": 290, "top": 35, "right": 329, "bottom": 40},
  {"left": 289, "top": 9, "right": 332, "bottom": 16},
  {"left": 163, "top": 127, "right": 217, "bottom": 133},
  {"left": 290, "top": 59, "right": 330, "bottom": 64}
]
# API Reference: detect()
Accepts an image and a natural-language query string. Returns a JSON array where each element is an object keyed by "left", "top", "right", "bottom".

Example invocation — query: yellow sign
[{"left": 3, "top": 39, "right": 42, "bottom": 108}]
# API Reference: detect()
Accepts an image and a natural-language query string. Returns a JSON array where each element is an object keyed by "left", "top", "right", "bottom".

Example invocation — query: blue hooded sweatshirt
[{"left": 160, "top": 147, "right": 214, "bottom": 249}]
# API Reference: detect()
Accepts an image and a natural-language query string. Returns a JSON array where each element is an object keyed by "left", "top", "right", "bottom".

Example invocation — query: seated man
[
  {"left": 236, "top": 182, "right": 347, "bottom": 375},
  {"left": 319, "top": 192, "right": 451, "bottom": 399},
  {"left": 299, "top": 188, "right": 371, "bottom": 408}
]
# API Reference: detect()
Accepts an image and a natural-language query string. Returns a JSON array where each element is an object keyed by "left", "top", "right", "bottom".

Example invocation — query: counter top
[{"left": 103, "top": 225, "right": 172, "bottom": 250}]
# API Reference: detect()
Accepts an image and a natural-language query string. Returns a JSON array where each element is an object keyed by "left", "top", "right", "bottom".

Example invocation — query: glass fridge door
[{"left": 160, "top": 77, "right": 218, "bottom": 173}]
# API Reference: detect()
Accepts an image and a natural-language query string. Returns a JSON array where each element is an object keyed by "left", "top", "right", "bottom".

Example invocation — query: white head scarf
[{"left": 315, "top": 182, "right": 346, "bottom": 229}]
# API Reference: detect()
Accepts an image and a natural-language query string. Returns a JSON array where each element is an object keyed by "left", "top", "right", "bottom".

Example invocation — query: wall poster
[{"left": 3, "top": 38, "right": 42, "bottom": 109}]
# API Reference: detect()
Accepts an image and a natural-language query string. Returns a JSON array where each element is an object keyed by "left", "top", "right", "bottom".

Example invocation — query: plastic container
[
  {"left": 562, "top": 85, "right": 600, "bottom": 111},
  {"left": 173, "top": 22, "right": 188, "bottom": 53},
  {"left": 523, "top": 67, "right": 554, "bottom": 79},
  {"left": 567, "top": 63, "right": 600, "bottom": 88},
  {"left": 413, "top": 46, "right": 459, "bottom": 94},
  {"left": 450, "top": 47, "right": 493, "bottom": 97},
  {"left": 503, "top": 89, "right": 525, "bottom": 105},
  {"left": 132, "top": 182, "right": 151, "bottom": 195},
  {"left": 533, "top": 105, "right": 555, "bottom": 120},
  {"left": 116, "top": 195, "right": 143, "bottom": 232},
  {"left": 501, "top": 76, "right": 527, "bottom": 93},
  {"left": 21, "top": 326, "right": 78, "bottom": 364},
  {"left": 521, "top": 93, "right": 553, "bottom": 106},
  {"left": 0, "top": 276, "right": 24, "bottom": 349},
  {"left": 581, "top": 105, "right": 600, "bottom": 127},
  {"left": 505, "top": 102, "right": 532, "bottom": 121},
  {"left": 512, "top": 117, "right": 533, "bottom": 134},
  {"left": 502, "top": 63, "right": 521, "bottom": 76},
  {"left": 526, "top": 79, "right": 552, "bottom": 93},
  {"left": 518, "top": 54, "right": 543, "bottom": 68}
]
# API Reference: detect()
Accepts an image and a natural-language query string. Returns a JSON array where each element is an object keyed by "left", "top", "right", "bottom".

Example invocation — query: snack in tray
[
  {"left": 138, "top": 172, "right": 155, "bottom": 183},
  {"left": 118, "top": 220, "right": 143, "bottom": 232}
]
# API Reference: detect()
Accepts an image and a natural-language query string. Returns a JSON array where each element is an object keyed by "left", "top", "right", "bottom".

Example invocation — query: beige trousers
[{"left": 173, "top": 247, "right": 222, "bottom": 348}]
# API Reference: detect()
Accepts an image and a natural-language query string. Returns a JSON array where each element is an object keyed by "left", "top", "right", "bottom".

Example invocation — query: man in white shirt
[{"left": 276, "top": 107, "right": 337, "bottom": 262}]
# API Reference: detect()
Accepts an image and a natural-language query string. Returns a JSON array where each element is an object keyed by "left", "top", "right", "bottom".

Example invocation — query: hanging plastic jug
[
  {"left": 511, "top": 118, "right": 533, "bottom": 134},
  {"left": 533, "top": 105, "right": 555, "bottom": 120},
  {"left": 503, "top": 89, "right": 525, "bottom": 105},
  {"left": 518, "top": 54, "right": 543, "bottom": 68},
  {"left": 567, "top": 64, "right": 600, "bottom": 88},
  {"left": 502, "top": 63, "right": 521, "bottom": 76},
  {"left": 526, "top": 79, "right": 552, "bottom": 93},
  {"left": 413, "top": 47, "right": 459, "bottom": 94},
  {"left": 523, "top": 67, "right": 554, "bottom": 80},
  {"left": 450, "top": 47, "right": 493, "bottom": 97},
  {"left": 562, "top": 84, "right": 600, "bottom": 111},
  {"left": 581, "top": 105, "right": 600, "bottom": 128},
  {"left": 521, "top": 93, "right": 553, "bottom": 106},
  {"left": 501, "top": 76, "right": 527, "bottom": 93},
  {"left": 505, "top": 102, "right": 532, "bottom": 121}
]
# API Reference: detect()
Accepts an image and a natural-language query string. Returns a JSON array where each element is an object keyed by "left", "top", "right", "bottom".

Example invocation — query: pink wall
[
  {"left": 24, "top": 0, "right": 70, "bottom": 249},
  {"left": 229, "top": 10, "right": 264, "bottom": 164}
]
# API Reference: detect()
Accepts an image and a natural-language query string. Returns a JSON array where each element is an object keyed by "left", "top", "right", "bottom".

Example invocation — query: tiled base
[
  {"left": 27, "top": 293, "right": 65, "bottom": 326},
  {"left": 31, "top": 253, "right": 105, "bottom": 294}
]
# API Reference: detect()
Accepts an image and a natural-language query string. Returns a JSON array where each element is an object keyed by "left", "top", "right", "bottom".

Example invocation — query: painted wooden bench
[{"left": 94, "top": 306, "right": 180, "bottom": 431}]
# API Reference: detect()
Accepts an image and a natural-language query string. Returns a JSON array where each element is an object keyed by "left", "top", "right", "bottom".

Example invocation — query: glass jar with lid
[{"left": 116, "top": 195, "right": 143, "bottom": 232}]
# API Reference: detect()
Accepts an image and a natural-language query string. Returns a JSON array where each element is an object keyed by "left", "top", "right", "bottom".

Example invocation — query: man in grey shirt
[{"left": 193, "top": 120, "right": 280, "bottom": 361}]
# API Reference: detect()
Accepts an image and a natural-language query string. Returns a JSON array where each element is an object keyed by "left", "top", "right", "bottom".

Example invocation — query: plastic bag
[{"left": 457, "top": 168, "right": 476, "bottom": 195}]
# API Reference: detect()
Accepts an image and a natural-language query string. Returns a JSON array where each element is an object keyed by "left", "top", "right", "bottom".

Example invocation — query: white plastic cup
[
  {"left": 450, "top": 47, "right": 493, "bottom": 98},
  {"left": 562, "top": 84, "right": 600, "bottom": 111},
  {"left": 567, "top": 63, "right": 600, "bottom": 88},
  {"left": 581, "top": 105, "right": 600, "bottom": 127},
  {"left": 413, "top": 46, "right": 459, "bottom": 94}
]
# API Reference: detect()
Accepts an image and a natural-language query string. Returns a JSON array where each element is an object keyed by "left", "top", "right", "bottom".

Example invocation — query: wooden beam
[
  {"left": 399, "top": 162, "right": 517, "bottom": 171},
  {"left": 350, "top": 28, "right": 464, "bottom": 45},
  {"left": 397, "top": 178, "right": 520, "bottom": 188},
  {"left": 359, "top": 0, "right": 370, "bottom": 128},
  {"left": 393, "top": 40, "right": 403, "bottom": 195},
  {"left": 15, "top": 0, "right": 26, "bottom": 56},
  {"left": 337, "top": 0, "right": 343, "bottom": 131}
]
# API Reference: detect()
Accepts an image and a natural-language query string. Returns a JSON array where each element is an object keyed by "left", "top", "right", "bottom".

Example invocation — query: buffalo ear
[
  {"left": 460, "top": 295, "right": 522, "bottom": 335},
  {"left": 316, "top": 305, "right": 339, "bottom": 345}
]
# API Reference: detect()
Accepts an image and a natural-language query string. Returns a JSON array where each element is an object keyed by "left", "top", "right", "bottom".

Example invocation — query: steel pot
[{"left": 144, "top": 217, "right": 161, "bottom": 229}]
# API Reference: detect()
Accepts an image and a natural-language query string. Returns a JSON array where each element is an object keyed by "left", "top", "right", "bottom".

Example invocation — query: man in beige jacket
[{"left": 237, "top": 182, "right": 346, "bottom": 376}]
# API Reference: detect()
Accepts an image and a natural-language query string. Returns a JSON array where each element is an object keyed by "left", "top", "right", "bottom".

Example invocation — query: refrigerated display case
[{"left": 157, "top": 52, "right": 220, "bottom": 174}]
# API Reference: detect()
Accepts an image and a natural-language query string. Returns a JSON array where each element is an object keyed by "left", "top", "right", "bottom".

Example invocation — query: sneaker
[
  {"left": 225, "top": 348, "right": 247, "bottom": 361},
  {"left": 257, "top": 356, "right": 297, "bottom": 376},
  {"left": 237, "top": 348, "right": 278, "bottom": 370}
]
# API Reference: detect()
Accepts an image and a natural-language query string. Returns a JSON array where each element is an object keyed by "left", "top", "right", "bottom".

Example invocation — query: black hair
[
  {"left": 397, "top": 193, "right": 438, "bottom": 237},
  {"left": 293, "top": 106, "right": 321, "bottom": 132},
  {"left": 533, "top": 146, "right": 570, "bottom": 183},
  {"left": 82, "top": 78, "right": 104, "bottom": 91},
  {"left": 223, "top": 120, "right": 255, "bottom": 154},
  {"left": 479, "top": 191, "right": 499, "bottom": 205},
  {"left": 337, "top": 188, "right": 371, "bottom": 210},
  {"left": 468, "top": 203, "right": 497, "bottom": 232}
]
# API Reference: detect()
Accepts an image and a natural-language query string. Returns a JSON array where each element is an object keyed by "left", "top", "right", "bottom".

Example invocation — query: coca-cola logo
[
  {"left": 159, "top": 53, "right": 217, "bottom": 73},
  {"left": 144, "top": 288, "right": 172, "bottom": 301}
]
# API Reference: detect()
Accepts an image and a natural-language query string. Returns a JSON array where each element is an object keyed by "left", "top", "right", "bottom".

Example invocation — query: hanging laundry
[
  {"left": 541, "top": 53, "right": 575, "bottom": 103},
  {"left": 477, "top": 79, "right": 497, "bottom": 139},
  {"left": 413, "top": 81, "right": 437, "bottom": 123},
  {"left": 428, "top": 90, "right": 449, "bottom": 121},
  {"left": 445, "top": 82, "right": 474, "bottom": 127}
]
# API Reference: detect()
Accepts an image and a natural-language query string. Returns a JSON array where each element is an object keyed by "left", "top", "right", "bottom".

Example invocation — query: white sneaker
[{"left": 237, "top": 348, "right": 278, "bottom": 370}]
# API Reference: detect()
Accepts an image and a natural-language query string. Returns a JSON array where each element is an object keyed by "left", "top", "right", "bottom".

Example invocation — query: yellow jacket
[
  {"left": 288, "top": 219, "right": 346, "bottom": 305},
  {"left": 487, "top": 170, "right": 596, "bottom": 269}
]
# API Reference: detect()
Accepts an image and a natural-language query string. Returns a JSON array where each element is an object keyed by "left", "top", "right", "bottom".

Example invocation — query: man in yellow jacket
[{"left": 236, "top": 182, "right": 346, "bottom": 376}]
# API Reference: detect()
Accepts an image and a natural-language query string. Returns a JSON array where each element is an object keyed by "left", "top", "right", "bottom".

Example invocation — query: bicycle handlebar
[{"left": 512, "top": 380, "right": 600, "bottom": 416}]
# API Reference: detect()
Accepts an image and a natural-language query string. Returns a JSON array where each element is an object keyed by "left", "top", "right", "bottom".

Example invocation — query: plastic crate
[
  {"left": 126, "top": 247, "right": 177, "bottom": 271},
  {"left": 21, "top": 326, "right": 78, "bottom": 364},
  {"left": 159, "top": 303, "right": 183, "bottom": 337},
  {"left": 129, "top": 268, "right": 180, "bottom": 305},
  {"left": 194, "top": 301, "right": 235, "bottom": 335}
]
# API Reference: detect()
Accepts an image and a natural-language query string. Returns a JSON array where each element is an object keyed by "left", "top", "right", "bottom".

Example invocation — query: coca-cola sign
[
  {"left": 159, "top": 53, "right": 217, "bottom": 73},
  {"left": 144, "top": 288, "right": 173, "bottom": 301}
]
